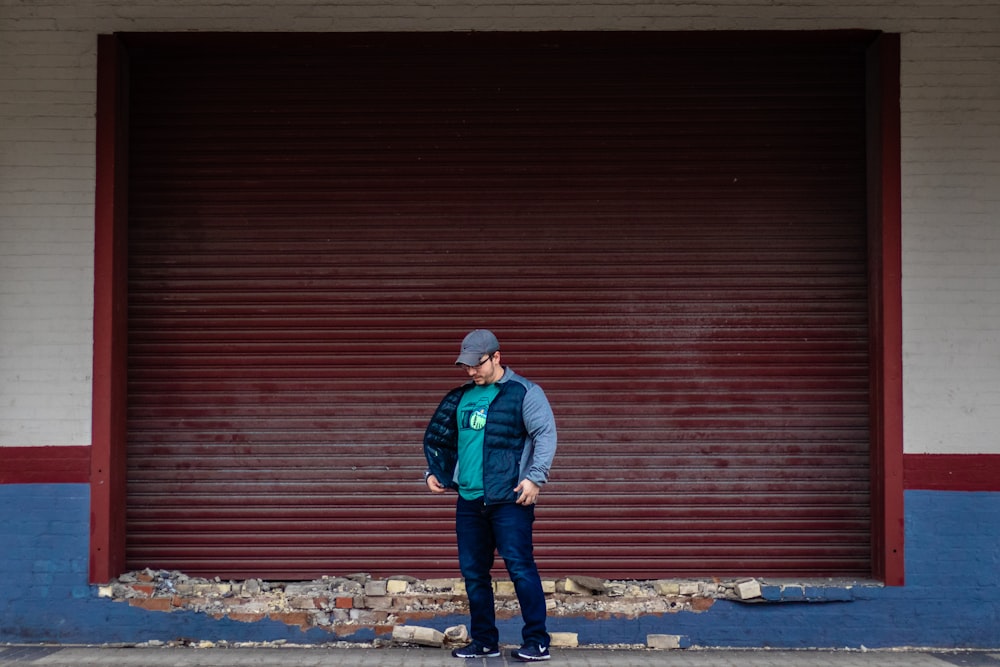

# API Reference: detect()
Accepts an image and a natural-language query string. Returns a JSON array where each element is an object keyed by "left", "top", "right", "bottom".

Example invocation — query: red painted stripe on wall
[
  {"left": 904, "top": 454, "right": 1000, "bottom": 492},
  {"left": 1, "top": 446, "right": 90, "bottom": 484},
  {"left": 2, "top": 447, "right": 998, "bottom": 492}
]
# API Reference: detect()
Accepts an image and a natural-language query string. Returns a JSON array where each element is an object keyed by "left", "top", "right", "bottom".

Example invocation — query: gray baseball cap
[{"left": 455, "top": 329, "right": 500, "bottom": 366}]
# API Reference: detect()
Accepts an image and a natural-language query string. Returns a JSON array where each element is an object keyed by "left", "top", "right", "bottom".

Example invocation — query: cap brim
[{"left": 455, "top": 352, "right": 484, "bottom": 366}]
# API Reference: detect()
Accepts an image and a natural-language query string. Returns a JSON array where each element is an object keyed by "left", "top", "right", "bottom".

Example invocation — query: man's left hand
[{"left": 514, "top": 479, "right": 540, "bottom": 505}]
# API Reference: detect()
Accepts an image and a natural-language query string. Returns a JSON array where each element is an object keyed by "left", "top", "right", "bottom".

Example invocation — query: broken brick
[
  {"left": 128, "top": 597, "right": 173, "bottom": 612},
  {"left": 227, "top": 612, "right": 266, "bottom": 623},
  {"left": 267, "top": 611, "right": 312, "bottom": 629}
]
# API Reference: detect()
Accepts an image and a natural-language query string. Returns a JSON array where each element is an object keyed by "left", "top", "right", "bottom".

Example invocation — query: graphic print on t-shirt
[{"left": 462, "top": 395, "right": 492, "bottom": 431}]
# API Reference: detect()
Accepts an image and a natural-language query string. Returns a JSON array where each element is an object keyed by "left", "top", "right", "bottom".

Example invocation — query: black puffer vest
[{"left": 423, "top": 379, "right": 528, "bottom": 504}]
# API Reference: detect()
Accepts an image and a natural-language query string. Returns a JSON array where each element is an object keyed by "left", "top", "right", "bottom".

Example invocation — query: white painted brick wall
[
  {"left": 0, "top": 18, "right": 97, "bottom": 446},
  {"left": 1, "top": 1, "right": 997, "bottom": 452},
  {"left": 898, "top": 10, "right": 1000, "bottom": 454}
]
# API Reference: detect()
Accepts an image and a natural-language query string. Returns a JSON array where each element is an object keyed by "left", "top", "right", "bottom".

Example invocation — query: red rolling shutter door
[{"left": 126, "top": 34, "right": 871, "bottom": 580}]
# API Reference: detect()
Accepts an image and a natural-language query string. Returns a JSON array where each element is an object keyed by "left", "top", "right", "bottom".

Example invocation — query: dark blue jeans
[{"left": 456, "top": 496, "right": 549, "bottom": 649}]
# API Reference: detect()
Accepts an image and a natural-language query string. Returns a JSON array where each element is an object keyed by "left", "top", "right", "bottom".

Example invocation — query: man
[{"left": 423, "top": 329, "right": 557, "bottom": 662}]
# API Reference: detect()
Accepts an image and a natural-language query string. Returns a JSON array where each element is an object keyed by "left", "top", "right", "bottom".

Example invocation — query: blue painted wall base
[{"left": 2, "top": 485, "right": 998, "bottom": 647}]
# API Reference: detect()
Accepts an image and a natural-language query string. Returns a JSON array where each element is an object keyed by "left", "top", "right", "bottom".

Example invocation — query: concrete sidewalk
[{"left": 2, "top": 646, "right": 998, "bottom": 667}]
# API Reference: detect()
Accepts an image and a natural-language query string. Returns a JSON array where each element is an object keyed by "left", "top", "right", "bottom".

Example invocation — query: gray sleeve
[{"left": 521, "top": 384, "right": 557, "bottom": 485}]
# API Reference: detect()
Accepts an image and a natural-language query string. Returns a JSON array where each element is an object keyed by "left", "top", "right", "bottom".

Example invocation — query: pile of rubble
[{"left": 100, "top": 569, "right": 766, "bottom": 643}]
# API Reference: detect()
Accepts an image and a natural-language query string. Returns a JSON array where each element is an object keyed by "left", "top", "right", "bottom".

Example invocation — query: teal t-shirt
[{"left": 456, "top": 383, "right": 501, "bottom": 500}]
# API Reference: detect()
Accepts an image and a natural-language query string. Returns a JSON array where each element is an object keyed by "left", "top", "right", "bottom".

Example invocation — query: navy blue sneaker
[
  {"left": 512, "top": 644, "right": 551, "bottom": 661},
  {"left": 451, "top": 642, "right": 501, "bottom": 658}
]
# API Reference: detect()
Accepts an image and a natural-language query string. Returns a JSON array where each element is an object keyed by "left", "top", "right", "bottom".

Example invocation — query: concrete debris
[
  {"left": 444, "top": 624, "right": 469, "bottom": 644},
  {"left": 386, "top": 580, "right": 409, "bottom": 594},
  {"left": 106, "top": 569, "right": 851, "bottom": 641},
  {"left": 562, "top": 575, "right": 607, "bottom": 595},
  {"left": 363, "top": 580, "right": 388, "bottom": 596},
  {"left": 550, "top": 632, "right": 579, "bottom": 647},
  {"left": 654, "top": 581, "right": 680, "bottom": 596},
  {"left": 736, "top": 578, "right": 763, "bottom": 600},
  {"left": 678, "top": 582, "right": 701, "bottom": 596},
  {"left": 647, "top": 633, "right": 688, "bottom": 649},
  {"left": 391, "top": 625, "right": 445, "bottom": 647}
]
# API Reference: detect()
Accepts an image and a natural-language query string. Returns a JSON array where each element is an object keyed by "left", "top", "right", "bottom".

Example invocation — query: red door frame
[
  {"left": 89, "top": 31, "right": 904, "bottom": 585},
  {"left": 866, "top": 33, "right": 904, "bottom": 586},
  {"left": 91, "top": 33, "right": 130, "bottom": 583}
]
